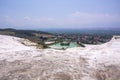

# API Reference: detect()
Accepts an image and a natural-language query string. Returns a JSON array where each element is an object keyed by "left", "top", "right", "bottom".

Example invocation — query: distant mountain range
[{"left": 42, "top": 28, "right": 120, "bottom": 34}]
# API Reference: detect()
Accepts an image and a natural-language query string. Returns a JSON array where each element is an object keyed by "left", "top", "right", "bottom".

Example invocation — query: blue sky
[{"left": 0, "top": 0, "right": 120, "bottom": 30}]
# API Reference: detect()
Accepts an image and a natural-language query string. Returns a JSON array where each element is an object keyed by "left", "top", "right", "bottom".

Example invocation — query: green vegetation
[
  {"left": 0, "top": 28, "right": 54, "bottom": 42},
  {"left": 1, "top": 28, "right": 115, "bottom": 49},
  {"left": 37, "top": 41, "right": 48, "bottom": 49},
  {"left": 77, "top": 42, "right": 85, "bottom": 47}
]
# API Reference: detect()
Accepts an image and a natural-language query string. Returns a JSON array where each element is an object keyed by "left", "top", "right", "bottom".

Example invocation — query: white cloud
[
  {"left": 2, "top": 16, "right": 15, "bottom": 24},
  {"left": 68, "top": 11, "right": 120, "bottom": 24},
  {"left": 23, "top": 16, "right": 31, "bottom": 20},
  {"left": 1, "top": 13, "right": 120, "bottom": 28},
  {"left": 4, "top": 16, "right": 10, "bottom": 18},
  {"left": 16, "top": 17, "right": 56, "bottom": 27},
  {"left": 39, "top": 17, "right": 54, "bottom": 21}
]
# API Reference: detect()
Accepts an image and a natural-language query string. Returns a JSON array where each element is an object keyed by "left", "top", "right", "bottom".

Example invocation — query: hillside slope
[
  {"left": 0, "top": 35, "right": 120, "bottom": 80},
  {"left": 0, "top": 28, "right": 54, "bottom": 43}
]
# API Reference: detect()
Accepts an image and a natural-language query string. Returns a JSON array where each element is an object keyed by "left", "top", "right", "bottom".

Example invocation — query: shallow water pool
[{"left": 49, "top": 42, "right": 78, "bottom": 49}]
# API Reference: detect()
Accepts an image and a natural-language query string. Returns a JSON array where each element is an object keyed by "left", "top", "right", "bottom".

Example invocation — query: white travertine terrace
[{"left": 0, "top": 35, "right": 120, "bottom": 80}]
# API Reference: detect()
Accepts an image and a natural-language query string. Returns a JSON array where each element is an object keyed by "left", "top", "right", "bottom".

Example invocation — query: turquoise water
[{"left": 49, "top": 42, "right": 78, "bottom": 49}]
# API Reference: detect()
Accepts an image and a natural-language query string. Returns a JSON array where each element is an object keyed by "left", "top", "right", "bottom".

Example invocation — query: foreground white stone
[{"left": 0, "top": 35, "right": 120, "bottom": 80}]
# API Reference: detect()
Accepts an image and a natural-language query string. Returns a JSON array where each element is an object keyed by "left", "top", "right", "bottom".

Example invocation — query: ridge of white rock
[
  {"left": 0, "top": 35, "right": 30, "bottom": 52},
  {"left": 0, "top": 35, "right": 120, "bottom": 80},
  {"left": 0, "top": 35, "right": 40, "bottom": 61}
]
